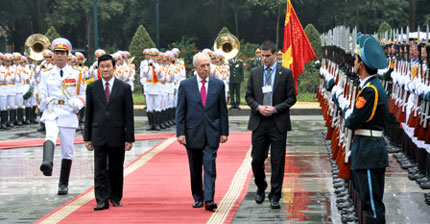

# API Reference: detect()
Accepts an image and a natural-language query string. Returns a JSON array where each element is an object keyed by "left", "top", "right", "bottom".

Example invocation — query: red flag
[{"left": 282, "top": 0, "right": 316, "bottom": 94}]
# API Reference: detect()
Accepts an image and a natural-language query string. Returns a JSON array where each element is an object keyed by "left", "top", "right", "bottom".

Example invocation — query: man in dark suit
[
  {"left": 176, "top": 52, "right": 229, "bottom": 211},
  {"left": 245, "top": 41, "right": 296, "bottom": 209},
  {"left": 84, "top": 54, "right": 135, "bottom": 211}
]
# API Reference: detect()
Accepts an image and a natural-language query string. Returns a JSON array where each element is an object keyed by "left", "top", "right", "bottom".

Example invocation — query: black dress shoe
[
  {"left": 419, "top": 181, "right": 430, "bottom": 189},
  {"left": 270, "top": 199, "right": 281, "bottom": 209},
  {"left": 94, "top": 202, "right": 109, "bottom": 211},
  {"left": 111, "top": 201, "right": 123, "bottom": 207},
  {"left": 255, "top": 190, "right": 265, "bottom": 204},
  {"left": 205, "top": 201, "right": 217, "bottom": 211},
  {"left": 192, "top": 201, "right": 203, "bottom": 208}
]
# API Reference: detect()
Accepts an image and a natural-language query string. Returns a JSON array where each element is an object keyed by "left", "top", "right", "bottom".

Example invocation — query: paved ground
[{"left": 0, "top": 115, "right": 429, "bottom": 223}]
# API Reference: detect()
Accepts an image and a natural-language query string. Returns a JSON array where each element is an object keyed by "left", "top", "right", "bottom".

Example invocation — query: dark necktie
[
  {"left": 60, "top": 69, "right": 63, "bottom": 77},
  {"left": 105, "top": 82, "right": 110, "bottom": 102},
  {"left": 201, "top": 79, "right": 207, "bottom": 107},
  {"left": 263, "top": 67, "right": 272, "bottom": 106}
]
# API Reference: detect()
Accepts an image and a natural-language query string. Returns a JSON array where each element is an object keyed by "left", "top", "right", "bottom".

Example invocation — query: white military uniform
[
  {"left": 5, "top": 65, "right": 18, "bottom": 110},
  {"left": 39, "top": 65, "right": 86, "bottom": 159},
  {"left": 0, "top": 66, "right": 8, "bottom": 111}
]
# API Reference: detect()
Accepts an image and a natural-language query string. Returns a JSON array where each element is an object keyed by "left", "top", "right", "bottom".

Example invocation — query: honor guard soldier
[
  {"left": 340, "top": 35, "right": 389, "bottom": 223},
  {"left": 89, "top": 49, "right": 106, "bottom": 80},
  {"left": 36, "top": 50, "right": 55, "bottom": 132},
  {"left": 75, "top": 52, "right": 89, "bottom": 124},
  {"left": 276, "top": 50, "right": 283, "bottom": 65},
  {"left": 39, "top": 38, "right": 86, "bottom": 195},
  {"left": 228, "top": 55, "right": 244, "bottom": 109}
]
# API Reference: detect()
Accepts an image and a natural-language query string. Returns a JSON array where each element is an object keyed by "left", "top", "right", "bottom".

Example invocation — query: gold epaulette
[{"left": 42, "top": 67, "right": 53, "bottom": 72}]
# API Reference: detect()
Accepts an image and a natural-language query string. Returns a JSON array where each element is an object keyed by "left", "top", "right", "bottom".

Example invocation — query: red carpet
[
  {"left": 0, "top": 133, "right": 175, "bottom": 150},
  {"left": 35, "top": 132, "right": 252, "bottom": 224}
]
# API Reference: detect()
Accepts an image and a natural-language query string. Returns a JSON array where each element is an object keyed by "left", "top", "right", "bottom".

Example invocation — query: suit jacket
[
  {"left": 176, "top": 75, "right": 229, "bottom": 149},
  {"left": 84, "top": 78, "right": 135, "bottom": 147},
  {"left": 246, "top": 64, "right": 297, "bottom": 133}
]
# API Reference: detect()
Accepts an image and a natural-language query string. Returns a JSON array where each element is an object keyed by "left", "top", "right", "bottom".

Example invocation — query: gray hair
[{"left": 193, "top": 52, "right": 211, "bottom": 66}]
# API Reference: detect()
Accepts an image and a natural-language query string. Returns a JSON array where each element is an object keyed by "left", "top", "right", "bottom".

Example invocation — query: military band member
[
  {"left": 5, "top": 53, "right": 19, "bottom": 127},
  {"left": 21, "top": 57, "right": 37, "bottom": 124},
  {"left": 0, "top": 53, "right": 4, "bottom": 67},
  {"left": 141, "top": 48, "right": 162, "bottom": 130},
  {"left": 39, "top": 38, "right": 86, "bottom": 195},
  {"left": 89, "top": 49, "right": 106, "bottom": 80},
  {"left": 215, "top": 53, "right": 230, "bottom": 102},
  {"left": 13, "top": 53, "right": 25, "bottom": 126},
  {"left": 0, "top": 53, "right": 11, "bottom": 129},
  {"left": 229, "top": 55, "right": 244, "bottom": 109}
]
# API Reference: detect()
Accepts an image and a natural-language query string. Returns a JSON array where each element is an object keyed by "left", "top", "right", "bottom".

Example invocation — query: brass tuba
[
  {"left": 213, "top": 33, "right": 240, "bottom": 61},
  {"left": 25, "top": 34, "right": 51, "bottom": 61}
]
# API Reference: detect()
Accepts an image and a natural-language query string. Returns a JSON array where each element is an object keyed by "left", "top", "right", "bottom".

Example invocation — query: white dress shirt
[{"left": 196, "top": 74, "right": 208, "bottom": 95}]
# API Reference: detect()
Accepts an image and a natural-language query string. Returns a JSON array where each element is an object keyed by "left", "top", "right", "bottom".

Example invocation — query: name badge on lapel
[{"left": 262, "top": 85, "right": 272, "bottom": 93}]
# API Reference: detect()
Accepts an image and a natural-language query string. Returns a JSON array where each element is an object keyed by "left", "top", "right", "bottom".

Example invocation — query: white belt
[{"left": 354, "top": 129, "right": 383, "bottom": 137}]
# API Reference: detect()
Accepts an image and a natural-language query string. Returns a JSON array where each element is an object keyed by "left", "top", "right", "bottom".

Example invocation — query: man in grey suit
[
  {"left": 176, "top": 52, "right": 229, "bottom": 211},
  {"left": 246, "top": 41, "right": 296, "bottom": 209}
]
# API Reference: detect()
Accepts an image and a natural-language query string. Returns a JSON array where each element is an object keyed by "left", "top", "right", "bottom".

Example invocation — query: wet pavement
[{"left": 0, "top": 116, "right": 430, "bottom": 223}]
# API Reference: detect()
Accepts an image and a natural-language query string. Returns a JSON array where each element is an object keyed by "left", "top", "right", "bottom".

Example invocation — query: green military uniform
[
  {"left": 344, "top": 35, "right": 389, "bottom": 224},
  {"left": 248, "top": 57, "right": 262, "bottom": 71},
  {"left": 229, "top": 58, "right": 244, "bottom": 108}
]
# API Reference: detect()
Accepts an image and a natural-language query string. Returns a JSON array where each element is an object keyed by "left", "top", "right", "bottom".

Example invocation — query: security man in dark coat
[
  {"left": 229, "top": 56, "right": 244, "bottom": 109},
  {"left": 344, "top": 35, "right": 389, "bottom": 224}
]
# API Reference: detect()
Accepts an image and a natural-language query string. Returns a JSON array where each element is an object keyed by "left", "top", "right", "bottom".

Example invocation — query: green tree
[
  {"left": 45, "top": 26, "right": 61, "bottom": 42},
  {"left": 129, "top": 25, "right": 156, "bottom": 94},
  {"left": 297, "top": 23, "right": 321, "bottom": 95},
  {"left": 377, "top": 22, "right": 392, "bottom": 42},
  {"left": 248, "top": 0, "right": 287, "bottom": 48}
]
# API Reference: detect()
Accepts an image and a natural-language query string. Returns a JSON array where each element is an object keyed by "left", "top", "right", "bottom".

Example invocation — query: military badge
[{"left": 356, "top": 96, "right": 366, "bottom": 109}]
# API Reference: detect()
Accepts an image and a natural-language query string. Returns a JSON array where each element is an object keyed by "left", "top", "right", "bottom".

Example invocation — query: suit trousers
[
  {"left": 186, "top": 144, "right": 218, "bottom": 202},
  {"left": 94, "top": 145, "right": 125, "bottom": 203},
  {"left": 229, "top": 83, "right": 241, "bottom": 107},
  {"left": 351, "top": 168, "right": 386, "bottom": 223},
  {"left": 251, "top": 116, "right": 287, "bottom": 201}
]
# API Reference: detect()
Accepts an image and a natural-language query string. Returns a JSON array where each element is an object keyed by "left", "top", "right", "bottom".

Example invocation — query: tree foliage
[
  {"left": 45, "top": 26, "right": 61, "bottom": 42},
  {"left": 297, "top": 23, "right": 321, "bottom": 95},
  {"left": 377, "top": 22, "right": 392, "bottom": 41},
  {"left": 129, "top": 25, "right": 156, "bottom": 94}
]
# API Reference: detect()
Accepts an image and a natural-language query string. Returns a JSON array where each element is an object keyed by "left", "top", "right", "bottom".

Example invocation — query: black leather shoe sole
[
  {"left": 205, "top": 202, "right": 217, "bottom": 211},
  {"left": 111, "top": 201, "right": 123, "bottom": 207},
  {"left": 94, "top": 203, "right": 109, "bottom": 211}
]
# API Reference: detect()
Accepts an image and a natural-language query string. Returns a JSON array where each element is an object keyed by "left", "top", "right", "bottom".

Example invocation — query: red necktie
[
  {"left": 105, "top": 82, "right": 110, "bottom": 102},
  {"left": 201, "top": 79, "right": 206, "bottom": 107}
]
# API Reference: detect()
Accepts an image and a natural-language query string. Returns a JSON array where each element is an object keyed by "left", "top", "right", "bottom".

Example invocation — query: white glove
[
  {"left": 45, "top": 97, "right": 55, "bottom": 113},
  {"left": 344, "top": 108, "right": 353, "bottom": 119},
  {"left": 68, "top": 97, "right": 85, "bottom": 113}
]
